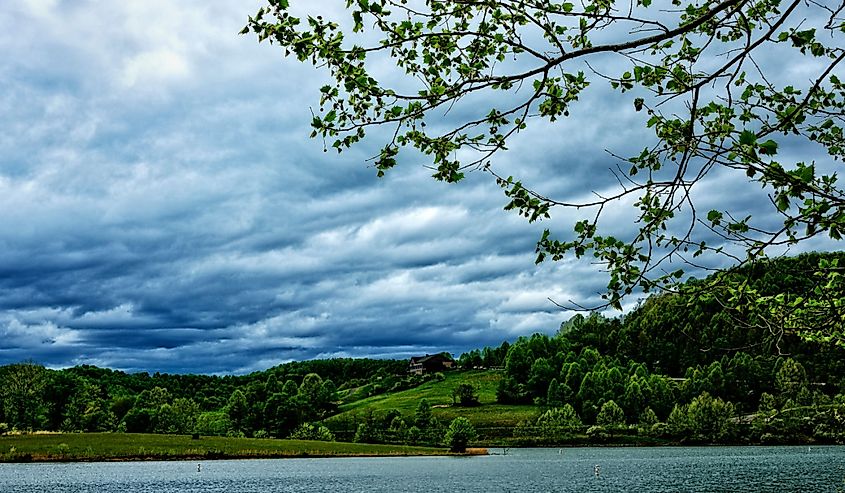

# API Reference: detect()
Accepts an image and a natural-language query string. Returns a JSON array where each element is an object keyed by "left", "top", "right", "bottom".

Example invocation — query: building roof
[{"left": 410, "top": 353, "right": 451, "bottom": 364}]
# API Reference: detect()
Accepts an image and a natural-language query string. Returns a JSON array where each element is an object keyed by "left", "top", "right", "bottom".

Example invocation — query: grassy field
[
  {"left": 0, "top": 433, "right": 456, "bottom": 462},
  {"left": 326, "top": 370, "right": 540, "bottom": 432}
]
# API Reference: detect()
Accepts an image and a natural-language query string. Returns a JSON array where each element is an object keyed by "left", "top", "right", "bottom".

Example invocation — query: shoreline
[
  {"left": 5, "top": 440, "right": 840, "bottom": 464},
  {"left": 4, "top": 430, "right": 836, "bottom": 464},
  {"left": 3, "top": 443, "right": 838, "bottom": 464},
  {"left": 0, "top": 433, "right": 486, "bottom": 464},
  {"left": 7, "top": 440, "right": 838, "bottom": 464},
  {"left": 0, "top": 451, "right": 487, "bottom": 464}
]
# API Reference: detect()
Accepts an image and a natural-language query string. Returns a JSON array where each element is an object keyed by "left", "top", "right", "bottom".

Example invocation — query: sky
[{"left": 0, "top": 0, "right": 840, "bottom": 374}]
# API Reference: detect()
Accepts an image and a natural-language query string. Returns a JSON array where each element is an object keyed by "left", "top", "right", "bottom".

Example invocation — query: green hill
[{"left": 324, "top": 370, "right": 540, "bottom": 440}]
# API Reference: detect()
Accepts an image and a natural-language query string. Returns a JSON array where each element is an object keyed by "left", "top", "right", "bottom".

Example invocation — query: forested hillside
[
  {"left": 461, "top": 252, "right": 845, "bottom": 443},
  {"left": 0, "top": 358, "right": 410, "bottom": 440}
]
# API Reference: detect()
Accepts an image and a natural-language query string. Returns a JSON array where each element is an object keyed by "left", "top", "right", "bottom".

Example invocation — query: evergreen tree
[
  {"left": 546, "top": 379, "right": 563, "bottom": 408},
  {"left": 775, "top": 358, "right": 808, "bottom": 404},
  {"left": 639, "top": 408, "right": 659, "bottom": 428},
  {"left": 414, "top": 399, "right": 433, "bottom": 429},
  {"left": 623, "top": 378, "right": 646, "bottom": 421},
  {"left": 226, "top": 389, "right": 249, "bottom": 434},
  {"left": 667, "top": 404, "right": 691, "bottom": 438}
]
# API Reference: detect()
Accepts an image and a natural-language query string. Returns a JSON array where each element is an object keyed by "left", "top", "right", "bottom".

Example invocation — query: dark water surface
[{"left": 2, "top": 446, "right": 844, "bottom": 492}]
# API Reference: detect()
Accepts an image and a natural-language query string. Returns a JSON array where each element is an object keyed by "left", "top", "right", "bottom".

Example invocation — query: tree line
[{"left": 0, "top": 358, "right": 403, "bottom": 439}]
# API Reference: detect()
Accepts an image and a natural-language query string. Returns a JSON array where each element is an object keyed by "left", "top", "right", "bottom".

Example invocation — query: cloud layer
[{"left": 0, "top": 1, "right": 838, "bottom": 373}]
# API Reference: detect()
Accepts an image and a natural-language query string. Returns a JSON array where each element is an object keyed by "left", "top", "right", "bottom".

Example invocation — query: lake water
[{"left": 2, "top": 446, "right": 844, "bottom": 492}]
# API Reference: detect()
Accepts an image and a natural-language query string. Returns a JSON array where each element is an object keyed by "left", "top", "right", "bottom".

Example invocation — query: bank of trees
[
  {"left": 0, "top": 355, "right": 449, "bottom": 445},
  {"left": 457, "top": 342, "right": 510, "bottom": 369},
  {"left": 0, "top": 358, "right": 400, "bottom": 438},
  {"left": 504, "top": 343, "right": 845, "bottom": 445},
  {"left": 479, "top": 253, "right": 845, "bottom": 444}
]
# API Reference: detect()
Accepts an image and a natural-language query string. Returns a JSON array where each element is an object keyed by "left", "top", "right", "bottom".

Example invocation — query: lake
[{"left": 2, "top": 446, "right": 844, "bottom": 492}]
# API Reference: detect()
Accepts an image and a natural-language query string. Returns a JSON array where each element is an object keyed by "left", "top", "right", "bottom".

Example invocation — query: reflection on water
[{"left": 1, "top": 446, "right": 844, "bottom": 492}]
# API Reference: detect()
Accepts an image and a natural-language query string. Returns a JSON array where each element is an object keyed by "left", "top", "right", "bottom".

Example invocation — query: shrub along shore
[{"left": 0, "top": 433, "right": 474, "bottom": 463}]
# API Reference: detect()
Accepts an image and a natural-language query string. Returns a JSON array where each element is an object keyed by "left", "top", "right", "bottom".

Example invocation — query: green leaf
[
  {"left": 707, "top": 210, "right": 722, "bottom": 223},
  {"left": 739, "top": 130, "right": 756, "bottom": 145},
  {"left": 633, "top": 98, "right": 644, "bottom": 111},
  {"left": 758, "top": 139, "right": 778, "bottom": 156}
]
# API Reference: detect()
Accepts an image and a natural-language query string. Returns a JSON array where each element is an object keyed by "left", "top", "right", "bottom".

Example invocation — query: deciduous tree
[
  {"left": 452, "top": 382, "right": 480, "bottom": 406},
  {"left": 445, "top": 416, "right": 477, "bottom": 452},
  {"left": 0, "top": 362, "right": 47, "bottom": 430},
  {"left": 596, "top": 399, "right": 626, "bottom": 428},
  {"left": 246, "top": 0, "right": 845, "bottom": 343},
  {"left": 686, "top": 391, "right": 736, "bottom": 441}
]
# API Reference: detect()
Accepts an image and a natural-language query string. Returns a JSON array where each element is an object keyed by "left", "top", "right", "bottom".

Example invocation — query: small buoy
[
  {"left": 197, "top": 463, "right": 202, "bottom": 473},
  {"left": 594, "top": 464, "right": 601, "bottom": 477}
]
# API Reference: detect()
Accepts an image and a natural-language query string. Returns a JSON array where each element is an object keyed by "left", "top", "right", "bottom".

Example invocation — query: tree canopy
[{"left": 245, "top": 0, "right": 844, "bottom": 339}]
